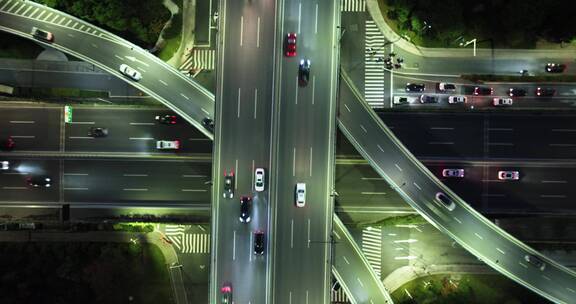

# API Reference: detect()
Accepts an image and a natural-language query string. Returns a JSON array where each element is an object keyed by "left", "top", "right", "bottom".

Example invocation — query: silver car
[
  {"left": 442, "top": 168, "right": 464, "bottom": 178},
  {"left": 295, "top": 183, "right": 306, "bottom": 207},
  {"left": 119, "top": 64, "right": 142, "bottom": 81}
]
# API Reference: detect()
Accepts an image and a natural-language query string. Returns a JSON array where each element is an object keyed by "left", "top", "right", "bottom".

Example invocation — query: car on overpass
[
  {"left": 26, "top": 176, "right": 52, "bottom": 188},
  {"left": 254, "top": 230, "right": 265, "bottom": 255},
  {"left": 220, "top": 284, "right": 232, "bottom": 303},
  {"left": 285, "top": 33, "right": 297, "bottom": 57},
  {"left": 545, "top": 63, "right": 566, "bottom": 73},
  {"left": 155, "top": 114, "right": 178, "bottom": 125},
  {"left": 119, "top": 64, "right": 142, "bottom": 81},
  {"left": 498, "top": 170, "right": 519, "bottom": 180},
  {"left": 254, "top": 168, "right": 265, "bottom": 192},
  {"left": 434, "top": 192, "right": 455, "bottom": 211},
  {"left": 31, "top": 27, "right": 54, "bottom": 42},
  {"left": 239, "top": 196, "right": 252, "bottom": 223},
  {"left": 156, "top": 140, "right": 180, "bottom": 150},
  {"left": 295, "top": 183, "right": 306, "bottom": 207},
  {"left": 525, "top": 255, "right": 546, "bottom": 271},
  {"left": 298, "top": 59, "right": 311, "bottom": 86},
  {"left": 223, "top": 170, "right": 234, "bottom": 198},
  {"left": 202, "top": 117, "right": 215, "bottom": 132}
]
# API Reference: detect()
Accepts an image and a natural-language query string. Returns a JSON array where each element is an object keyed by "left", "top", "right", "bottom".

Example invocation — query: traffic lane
[
  {"left": 340, "top": 78, "right": 576, "bottom": 303},
  {"left": 65, "top": 108, "right": 210, "bottom": 153},
  {"left": 62, "top": 160, "right": 211, "bottom": 203},
  {"left": 0, "top": 11, "right": 214, "bottom": 126},
  {"left": 0, "top": 159, "right": 59, "bottom": 201},
  {"left": 0, "top": 106, "right": 61, "bottom": 151}
]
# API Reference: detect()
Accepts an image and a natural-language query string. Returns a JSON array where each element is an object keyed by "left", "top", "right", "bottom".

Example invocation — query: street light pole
[{"left": 460, "top": 38, "right": 477, "bottom": 56}]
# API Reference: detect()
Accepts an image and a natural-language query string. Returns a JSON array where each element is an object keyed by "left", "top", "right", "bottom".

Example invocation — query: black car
[
  {"left": 223, "top": 170, "right": 234, "bottom": 199},
  {"left": 202, "top": 117, "right": 214, "bottom": 132},
  {"left": 405, "top": 83, "right": 425, "bottom": 92},
  {"left": 1, "top": 137, "right": 14, "bottom": 151},
  {"left": 254, "top": 231, "right": 265, "bottom": 255},
  {"left": 420, "top": 95, "right": 438, "bottom": 104},
  {"left": 26, "top": 175, "right": 52, "bottom": 188},
  {"left": 535, "top": 87, "right": 556, "bottom": 97},
  {"left": 239, "top": 196, "right": 252, "bottom": 223},
  {"left": 89, "top": 127, "right": 108, "bottom": 138},
  {"left": 156, "top": 114, "right": 177, "bottom": 125},
  {"left": 524, "top": 255, "right": 546, "bottom": 271},
  {"left": 473, "top": 86, "right": 493, "bottom": 96},
  {"left": 298, "top": 59, "right": 311, "bottom": 86},
  {"left": 434, "top": 192, "right": 455, "bottom": 211},
  {"left": 31, "top": 27, "right": 54, "bottom": 42},
  {"left": 545, "top": 63, "right": 566, "bottom": 73},
  {"left": 508, "top": 88, "right": 527, "bottom": 97}
]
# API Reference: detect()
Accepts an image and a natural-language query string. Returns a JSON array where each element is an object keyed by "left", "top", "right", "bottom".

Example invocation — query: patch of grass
[
  {"left": 0, "top": 242, "right": 174, "bottom": 304},
  {"left": 391, "top": 274, "right": 551, "bottom": 304},
  {"left": 113, "top": 222, "right": 155, "bottom": 233},
  {"left": 158, "top": 35, "right": 182, "bottom": 61}
]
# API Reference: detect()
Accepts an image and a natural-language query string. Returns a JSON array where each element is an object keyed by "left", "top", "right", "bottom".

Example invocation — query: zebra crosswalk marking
[
  {"left": 331, "top": 288, "right": 350, "bottom": 303},
  {"left": 362, "top": 227, "right": 383, "bottom": 277},
  {"left": 180, "top": 49, "right": 216, "bottom": 71},
  {"left": 165, "top": 224, "right": 210, "bottom": 254},
  {"left": 364, "top": 20, "right": 387, "bottom": 108},
  {"left": 341, "top": 0, "right": 365, "bottom": 12}
]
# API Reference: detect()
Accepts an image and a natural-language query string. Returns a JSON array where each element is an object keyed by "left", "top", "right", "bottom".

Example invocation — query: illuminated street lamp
[{"left": 460, "top": 38, "right": 477, "bottom": 57}]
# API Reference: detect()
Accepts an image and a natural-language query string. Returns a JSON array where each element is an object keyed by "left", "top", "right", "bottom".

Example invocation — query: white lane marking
[
  {"left": 23, "top": 6, "right": 32, "bottom": 15},
  {"left": 235, "top": 159, "right": 239, "bottom": 190},
  {"left": 496, "top": 248, "right": 506, "bottom": 255},
  {"left": 292, "top": 147, "right": 296, "bottom": 177},
  {"left": 68, "top": 121, "right": 95, "bottom": 125},
  {"left": 361, "top": 177, "right": 384, "bottom": 180},
  {"left": 394, "top": 164, "right": 402, "bottom": 172},
  {"left": 290, "top": 219, "right": 294, "bottom": 249},
  {"left": 357, "top": 277, "right": 364, "bottom": 287},
  {"left": 68, "top": 136, "right": 93, "bottom": 139},
  {"left": 10, "top": 135, "right": 35, "bottom": 138},
  {"left": 65, "top": 20, "right": 71, "bottom": 26},
  {"left": 542, "top": 275, "right": 551, "bottom": 281},
  {"left": 129, "top": 137, "right": 154, "bottom": 140},
  {"left": 488, "top": 142, "right": 514, "bottom": 146},
  {"left": 361, "top": 192, "right": 386, "bottom": 195},
  {"left": 240, "top": 16, "right": 244, "bottom": 46},
  {"left": 306, "top": 291, "right": 309, "bottom": 304},
  {"left": 254, "top": 88, "right": 258, "bottom": 119},
  {"left": 289, "top": 292, "right": 292, "bottom": 304},
  {"left": 233, "top": 230, "right": 236, "bottom": 260},
  {"left": 309, "top": 147, "right": 313, "bottom": 177},
  {"left": 343, "top": 256, "right": 350, "bottom": 264},
  {"left": 453, "top": 217, "right": 462, "bottom": 224},
  {"left": 9, "top": 121, "right": 34, "bottom": 124},
  {"left": 540, "top": 195, "right": 566, "bottom": 198},
  {"left": 129, "top": 122, "right": 154, "bottom": 126},
  {"left": 311, "top": 76, "right": 316, "bottom": 105},
  {"left": 429, "top": 142, "right": 454, "bottom": 145},
  {"left": 488, "top": 128, "right": 513, "bottom": 131},
  {"left": 123, "top": 188, "right": 148, "bottom": 191},
  {"left": 295, "top": 77, "right": 299, "bottom": 104},
  {"left": 550, "top": 144, "right": 576, "bottom": 147},
  {"left": 541, "top": 180, "right": 567, "bottom": 184},
  {"left": 2, "top": 187, "right": 27, "bottom": 190},
  {"left": 297, "top": 3, "right": 302, "bottom": 34},
  {"left": 413, "top": 182, "right": 422, "bottom": 190},
  {"left": 430, "top": 127, "right": 454, "bottom": 130},
  {"left": 63, "top": 173, "right": 88, "bottom": 176},
  {"left": 334, "top": 231, "right": 341, "bottom": 240},
  {"left": 377, "top": 144, "right": 384, "bottom": 152},
  {"left": 237, "top": 88, "right": 241, "bottom": 118},
  {"left": 314, "top": 4, "right": 318, "bottom": 34},
  {"left": 64, "top": 187, "right": 89, "bottom": 191},
  {"left": 256, "top": 17, "right": 260, "bottom": 48},
  {"left": 360, "top": 125, "right": 368, "bottom": 133},
  {"left": 519, "top": 262, "right": 528, "bottom": 268},
  {"left": 182, "top": 174, "right": 207, "bottom": 178},
  {"left": 474, "top": 233, "right": 483, "bottom": 240},
  {"left": 566, "top": 287, "right": 575, "bottom": 293},
  {"left": 394, "top": 256, "right": 418, "bottom": 260},
  {"left": 91, "top": 43, "right": 98, "bottom": 48},
  {"left": 181, "top": 189, "right": 208, "bottom": 192},
  {"left": 180, "top": 93, "right": 190, "bottom": 100},
  {"left": 123, "top": 174, "right": 148, "bottom": 177},
  {"left": 159, "top": 79, "right": 168, "bottom": 86},
  {"left": 307, "top": 218, "right": 311, "bottom": 248},
  {"left": 344, "top": 104, "right": 351, "bottom": 112},
  {"left": 114, "top": 54, "right": 124, "bottom": 61},
  {"left": 249, "top": 233, "right": 253, "bottom": 262},
  {"left": 201, "top": 108, "right": 210, "bottom": 116},
  {"left": 552, "top": 129, "right": 576, "bottom": 132}
]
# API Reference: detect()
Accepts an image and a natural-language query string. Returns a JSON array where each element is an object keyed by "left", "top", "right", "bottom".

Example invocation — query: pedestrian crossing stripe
[
  {"left": 180, "top": 49, "right": 216, "bottom": 71},
  {"left": 341, "top": 0, "right": 365, "bottom": 12},
  {"left": 362, "top": 227, "right": 383, "bottom": 277},
  {"left": 331, "top": 288, "right": 350, "bottom": 303},
  {"left": 164, "top": 224, "right": 210, "bottom": 254},
  {"left": 364, "top": 20, "right": 387, "bottom": 108}
]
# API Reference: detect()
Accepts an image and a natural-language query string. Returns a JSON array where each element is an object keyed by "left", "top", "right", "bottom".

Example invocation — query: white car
[
  {"left": 156, "top": 140, "right": 180, "bottom": 150},
  {"left": 1, "top": 161, "right": 9, "bottom": 170},
  {"left": 448, "top": 96, "right": 467, "bottom": 104},
  {"left": 119, "top": 64, "right": 142, "bottom": 81},
  {"left": 393, "top": 96, "right": 417, "bottom": 105},
  {"left": 295, "top": 183, "right": 306, "bottom": 207},
  {"left": 442, "top": 168, "right": 464, "bottom": 178},
  {"left": 498, "top": 170, "right": 519, "bottom": 180},
  {"left": 437, "top": 82, "right": 456, "bottom": 92},
  {"left": 493, "top": 98, "right": 513, "bottom": 106},
  {"left": 254, "top": 168, "right": 265, "bottom": 192}
]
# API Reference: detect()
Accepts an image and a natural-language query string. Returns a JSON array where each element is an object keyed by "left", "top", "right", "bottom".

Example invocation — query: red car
[{"left": 285, "top": 33, "right": 297, "bottom": 57}]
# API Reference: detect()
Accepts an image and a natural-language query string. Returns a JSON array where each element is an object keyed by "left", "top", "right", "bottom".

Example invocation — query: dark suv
[
  {"left": 239, "top": 196, "right": 252, "bottom": 223},
  {"left": 473, "top": 86, "right": 493, "bottom": 96},
  {"left": 202, "top": 117, "right": 214, "bottom": 132},
  {"left": 545, "top": 63, "right": 566, "bottom": 73},
  {"left": 223, "top": 170, "right": 234, "bottom": 198},
  {"left": 508, "top": 88, "right": 526, "bottom": 97},
  {"left": 254, "top": 231, "right": 265, "bottom": 255},
  {"left": 405, "top": 83, "right": 425, "bottom": 92},
  {"left": 89, "top": 127, "right": 108, "bottom": 138},
  {"left": 298, "top": 59, "right": 311, "bottom": 86}
]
